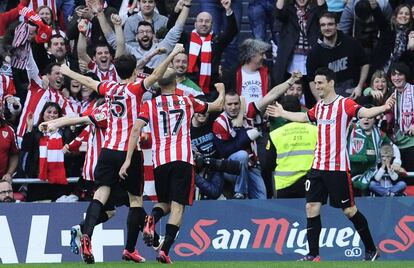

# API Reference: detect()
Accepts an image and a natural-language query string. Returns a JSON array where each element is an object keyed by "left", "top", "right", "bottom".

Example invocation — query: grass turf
[{"left": 2, "top": 261, "right": 414, "bottom": 268}]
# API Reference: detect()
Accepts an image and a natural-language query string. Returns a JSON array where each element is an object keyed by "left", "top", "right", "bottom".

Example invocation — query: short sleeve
[
  {"left": 97, "top": 81, "right": 114, "bottom": 96},
  {"left": 190, "top": 96, "right": 208, "bottom": 114},
  {"left": 138, "top": 101, "right": 150, "bottom": 123},
  {"left": 89, "top": 104, "right": 108, "bottom": 129},
  {"left": 344, "top": 98, "right": 361, "bottom": 118}
]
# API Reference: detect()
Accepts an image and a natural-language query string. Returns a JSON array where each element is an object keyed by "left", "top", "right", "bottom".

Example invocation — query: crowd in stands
[{"left": 0, "top": 0, "right": 413, "bottom": 203}]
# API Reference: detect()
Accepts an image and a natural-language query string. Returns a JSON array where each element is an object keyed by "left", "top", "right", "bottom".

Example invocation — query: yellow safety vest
[{"left": 269, "top": 122, "right": 317, "bottom": 190}]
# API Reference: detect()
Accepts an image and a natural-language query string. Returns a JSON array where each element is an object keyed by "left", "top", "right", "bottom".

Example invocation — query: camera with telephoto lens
[{"left": 195, "top": 156, "right": 241, "bottom": 175}]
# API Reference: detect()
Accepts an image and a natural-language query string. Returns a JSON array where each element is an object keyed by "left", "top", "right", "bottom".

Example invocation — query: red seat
[{"left": 405, "top": 186, "right": 414, "bottom": 196}]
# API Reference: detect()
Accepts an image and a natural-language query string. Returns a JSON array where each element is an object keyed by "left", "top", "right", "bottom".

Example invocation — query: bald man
[{"left": 186, "top": 0, "right": 238, "bottom": 97}]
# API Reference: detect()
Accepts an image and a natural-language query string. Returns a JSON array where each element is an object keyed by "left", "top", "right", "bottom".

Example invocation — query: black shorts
[
  {"left": 94, "top": 148, "right": 144, "bottom": 196},
  {"left": 154, "top": 161, "right": 195, "bottom": 206},
  {"left": 305, "top": 169, "right": 354, "bottom": 208}
]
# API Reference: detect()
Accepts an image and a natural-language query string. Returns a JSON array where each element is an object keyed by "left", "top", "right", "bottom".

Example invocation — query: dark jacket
[
  {"left": 272, "top": 2, "right": 327, "bottom": 85},
  {"left": 185, "top": 12, "right": 238, "bottom": 97}
]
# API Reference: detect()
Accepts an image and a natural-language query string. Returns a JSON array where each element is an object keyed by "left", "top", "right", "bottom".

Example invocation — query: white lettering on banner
[
  {"left": 336, "top": 227, "right": 354, "bottom": 247},
  {"left": 212, "top": 229, "right": 251, "bottom": 250},
  {"left": 61, "top": 215, "right": 124, "bottom": 262},
  {"left": 0, "top": 216, "right": 19, "bottom": 263},
  {"left": 26, "top": 216, "right": 62, "bottom": 263}
]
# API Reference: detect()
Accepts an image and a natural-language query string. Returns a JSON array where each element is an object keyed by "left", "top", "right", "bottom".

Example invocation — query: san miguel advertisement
[{"left": 0, "top": 198, "right": 413, "bottom": 263}]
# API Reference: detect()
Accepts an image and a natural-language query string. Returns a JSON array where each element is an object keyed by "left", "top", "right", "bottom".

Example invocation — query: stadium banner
[{"left": 0, "top": 197, "right": 413, "bottom": 263}]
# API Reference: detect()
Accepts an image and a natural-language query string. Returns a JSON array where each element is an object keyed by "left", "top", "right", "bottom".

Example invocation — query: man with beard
[
  {"left": 0, "top": 180, "right": 15, "bottom": 202},
  {"left": 172, "top": 52, "right": 203, "bottom": 97},
  {"left": 124, "top": 0, "right": 168, "bottom": 44},
  {"left": 99, "top": 0, "right": 190, "bottom": 72},
  {"left": 16, "top": 62, "right": 75, "bottom": 144}
]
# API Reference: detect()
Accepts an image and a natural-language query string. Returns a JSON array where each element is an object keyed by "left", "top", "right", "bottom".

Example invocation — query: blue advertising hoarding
[{"left": 0, "top": 197, "right": 413, "bottom": 263}]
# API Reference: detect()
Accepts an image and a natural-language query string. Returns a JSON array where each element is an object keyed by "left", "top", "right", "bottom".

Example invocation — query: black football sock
[
  {"left": 349, "top": 211, "right": 376, "bottom": 252},
  {"left": 151, "top": 207, "right": 165, "bottom": 247},
  {"left": 307, "top": 215, "right": 321, "bottom": 257},
  {"left": 83, "top": 199, "right": 104, "bottom": 237},
  {"left": 79, "top": 209, "right": 110, "bottom": 234},
  {"left": 161, "top": 224, "right": 180, "bottom": 255},
  {"left": 125, "top": 207, "right": 146, "bottom": 253}
]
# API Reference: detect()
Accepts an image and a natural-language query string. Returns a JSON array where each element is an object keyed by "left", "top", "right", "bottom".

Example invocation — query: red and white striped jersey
[
  {"left": 138, "top": 94, "right": 208, "bottom": 168},
  {"left": 0, "top": 75, "right": 16, "bottom": 103},
  {"left": 88, "top": 61, "right": 119, "bottom": 82},
  {"left": 29, "top": 0, "right": 57, "bottom": 21},
  {"left": 17, "top": 79, "right": 75, "bottom": 143},
  {"left": 98, "top": 80, "right": 146, "bottom": 151},
  {"left": 68, "top": 103, "right": 108, "bottom": 181},
  {"left": 307, "top": 95, "right": 361, "bottom": 171}
]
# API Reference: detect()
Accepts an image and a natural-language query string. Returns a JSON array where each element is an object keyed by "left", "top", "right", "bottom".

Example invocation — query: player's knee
[
  {"left": 342, "top": 206, "right": 357, "bottom": 218},
  {"left": 305, "top": 202, "right": 321, "bottom": 217},
  {"left": 128, "top": 193, "right": 143, "bottom": 207}
]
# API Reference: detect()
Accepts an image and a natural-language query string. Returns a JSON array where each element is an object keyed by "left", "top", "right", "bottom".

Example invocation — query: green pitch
[{"left": 2, "top": 261, "right": 414, "bottom": 268}]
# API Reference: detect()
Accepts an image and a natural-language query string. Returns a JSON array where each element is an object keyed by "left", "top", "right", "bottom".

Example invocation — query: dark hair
[
  {"left": 280, "top": 95, "right": 301, "bottom": 113},
  {"left": 137, "top": 21, "right": 154, "bottom": 33},
  {"left": 319, "top": 11, "right": 338, "bottom": 24},
  {"left": 388, "top": 62, "right": 410, "bottom": 81},
  {"left": 355, "top": 0, "right": 372, "bottom": 20},
  {"left": 114, "top": 55, "right": 137, "bottom": 80},
  {"left": 44, "top": 62, "right": 61, "bottom": 75},
  {"left": 314, "top": 67, "right": 336, "bottom": 82},
  {"left": 37, "top": 102, "right": 63, "bottom": 125},
  {"left": 391, "top": 4, "right": 413, "bottom": 30},
  {"left": 158, "top": 69, "right": 176, "bottom": 87},
  {"left": 91, "top": 42, "right": 113, "bottom": 57}
]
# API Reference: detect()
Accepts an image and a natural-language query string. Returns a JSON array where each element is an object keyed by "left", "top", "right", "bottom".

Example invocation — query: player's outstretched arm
[
  {"left": 207, "top": 83, "right": 225, "bottom": 113},
  {"left": 255, "top": 71, "right": 302, "bottom": 112},
  {"left": 60, "top": 64, "right": 100, "bottom": 92},
  {"left": 119, "top": 119, "right": 146, "bottom": 179},
  {"left": 266, "top": 102, "right": 308, "bottom": 122},
  {"left": 358, "top": 92, "right": 396, "bottom": 119},
  {"left": 38, "top": 115, "right": 92, "bottom": 132},
  {"left": 144, "top": 43, "right": 185, "bottom": 89}
]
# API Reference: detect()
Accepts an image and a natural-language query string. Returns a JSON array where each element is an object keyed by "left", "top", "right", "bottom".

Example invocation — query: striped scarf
[
  {"left": 39, "top": 131, "right": 67, "bottom": 184},
  {"left": 11, "top": 22, "right": 30, "bottom": 70},
  {"left": 396, "top": 83, "right": 414, "bottom": 134},
  {"left": 294, "top": 4, "right": 311, "bottom": 55},
  {"left": 188, "top": 30, "right": 212, "bottom": 94}
]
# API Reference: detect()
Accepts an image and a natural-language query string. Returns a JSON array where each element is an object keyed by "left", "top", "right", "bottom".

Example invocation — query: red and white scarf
[
  {"left": 396, "top": 83, "right": 414, "bottom": 134},
  {"left": 39, "top": 132, "right": 67, "bottom": 184},
  {"left": 188, "top": 30, "right": 212, "bottom": 94}
]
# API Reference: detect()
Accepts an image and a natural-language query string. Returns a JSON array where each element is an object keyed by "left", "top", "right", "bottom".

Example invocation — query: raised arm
[
  {"left": 119, "top": 119, "right": 146, "bottom": 179},
  {"left": 207, "top": 83, "right": 225, "bottom": 112},
  {"left": 77, "top": 20, "right": 93, "bottom": 64},
  {"left": 144, "top": 43, "right": 185, "bottom": 88},
  {"left": 175, "top": 0, "right": 191, "bottom": 26},
  {"left": 255, "top": 71, "right": 302, "bottom": 112},
  {"left": 60, "top": 64, "right": 100, "bottom": 92},
  {"left": 266, "top": 102, "right": 308, "bottom": 122},
  {"left": 110, "top": 14, "right": 126, "bottom": 58}
]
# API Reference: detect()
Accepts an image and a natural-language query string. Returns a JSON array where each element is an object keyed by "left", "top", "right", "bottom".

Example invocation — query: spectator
[
  {"left": 124, "top": 0, "right": 168, "bottom": 44},
  {"left": 265, "top": 95, "right": 317, "bottom": 198},
  {"left": 388, "top": 62, "right": 414, "bottom": 172},
  {"left": 172, "top": 52, "right": 203, "bottom": 97},
  {"left": 338, "top": 0, "right": 392, "bottom": 57},
  {"left": 191, "top": 97, "right": 226, "bottom": 200},
  {"left": 199, "top": 0, "right": 242, "bottom": 71},
  {"left": 212, "top": 72, "right": 301, "bottom": 199},
  {"left": 273, "top": 0, "right": 326, "bottom": 108},
  {"left": 0, "top": 179, "right": 15, "bottom": 202},
  {"left": 248, "top": 0, "right": 280, "bottom": 49},
  {"left": 187, "top": 0, "right": 238, "bottom": 96},
  {"left": 363, "top": 70, "right": 391, "bottom": 105},
  {"left": 0, "top": 103, "right": 19, "bottom": 182},
  {"left": 369, "top": 144, "right": 407, "bottom": 196},
  {"left": 347, "top": 107, "right": 401, "bottom": 193},
  {"left": 306, "top": 12, "right": 369, "bottom": 99},
  {"left": 21, "top": 102, "right": 75, "bottom": 201},
  {"left": 100, "top": 1, "right": 190, "bottom": 72}
]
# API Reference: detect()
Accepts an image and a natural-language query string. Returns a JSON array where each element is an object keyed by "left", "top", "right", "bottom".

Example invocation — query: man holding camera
[{"left": 213, "top": 72, "right": 302, "bottom": 199}]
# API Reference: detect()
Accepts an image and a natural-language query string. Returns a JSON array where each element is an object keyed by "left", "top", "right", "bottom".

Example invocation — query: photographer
[{"left": 191, "top": 96, "right": 230, "bottom": 200}]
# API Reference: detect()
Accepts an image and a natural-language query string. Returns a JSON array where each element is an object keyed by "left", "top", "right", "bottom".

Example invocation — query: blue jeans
[
  {"left": 369, "top": 181, "right": 407, "bottom": 196},
  {"left": 198, "top": 0, "right": 243, "bottom": 71},
  {"left": 223, "top": 150, "right": 267, "bottom": 199},
  {"left": 248, "top": 0, "right": 280, "bottom": 45}
]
